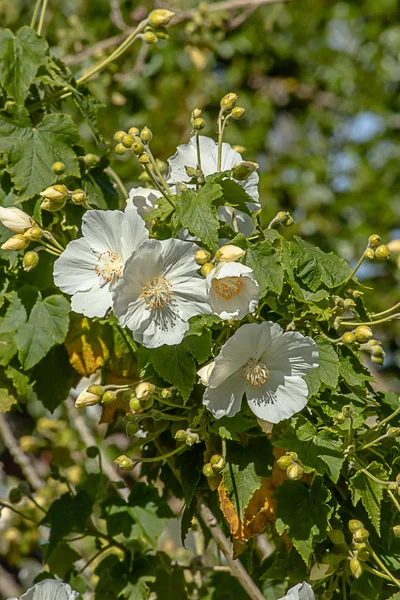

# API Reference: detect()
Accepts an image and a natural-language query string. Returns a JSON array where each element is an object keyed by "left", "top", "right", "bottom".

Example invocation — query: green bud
[
  {"left": 371, "top": 354, "right": 384, "bottom": 365},
  {"left": 178, "top": 182, "right": 188, "bottom": 192},
  {"left": 161, "top": 388, "right": 172, "bottom": 399},
  {"left": 349, "top": 519, "right": 364, "bottom": 533},
  {"left": 335, "top": 412, "right": 346, "bottom": 423},
  {"left": 387, "top": 427, "right": 400, "bottom": 437},
  {"left": 52, "top": 161, "right": 65, "bottom": 175},
  {"left": 231, "top": 161, "right": 259, "bottom": 181},
  {"left": 128, "top": 127, "right": 140, "bottom": 137},
  {"left": 210, "top": 454, "right": 226, "bottom": 473},
  {"left": 23, "top": 251, "right": 39, "bottom": 271},
  {"left": 352, "top": 289, "right": 363, "bottom": 298},
  {"left": 126, "top": 421, "right": 139, "bottom": 436},
  {"left": 277, "top": 455, "right": 293, "bottom": 470},
  {"left": 102, "top": 390, "right": 117, "bottom": 404},
  {"left": 140, "top": 127, "right": 153, "bottom": 143},
  {"left": 371, "top": 344, "right": 385, "bottom": 358},
  {"left": 231, "top": 106, "right": 246, "bottom": 119},
  {"left": 195, "top": 249, "right": 212, "bottom": 265},
  {"left": 83, "top": 154, "right": 100, "bottom": 167},
  {"left": 71, "top": 189, "right": 87, "bottom": 205},
  {"left": 174, "top": 429, "right": 187, "bottom": 442},
  {"left": 286, "top": 451, "right": 298, "bottom": 461},
  {"left": 185, "top": 432, "right": 200, "bottom": 446},
  {"left": 389, "top": 481, "right": 398, "bottom": 491},
  {"left": 342, "top": 405, "right": 353, "bottom": 418},
  {"left": 392, "top": 525, "right": 400, "bottom": 538},
  {"left": 375, "top": 244, "right": 390, "bottom": 260},
  {"left": 344, "top": 298, "right": 356, "bottom": 309},
  {"left": 87, "top": 385, "right": 104, "bottom": 397},
  {"left": 203, "top": 463, "right": 215, "bottom": 478},
  {"left": 129, "top": 397, "right": 141, "bottom": 412},
  {"left": 148, "top": 9, "right": 175, "bottom": 27},
  {"left": 342, "top": 332, "right": 356, "bottom": 345},
  {"left": 86, "top": 446, "right": 99, "bottom": 458},
  {"left": 353, "top": 527, "right": 369, "bottom": 543},
  {"left": 115, "top": 143, "right": 127, "bottom": 155},
  {"left": 368, "top": 234, "right": 381, "bottom": 249},
  {"left": 114, "top": 130, "right": 127, "bottom": 142},
  {"left": 328, "top": 529, "right": 345, "bottom": 545},
  {"left": 350, "top": 557, "right": 363, "bottom": 579},
  {"left": 201, "top": 263, "right": 214, "bottom": 277},
  {"left": 355, "top": 326, "right": 373, "bottom": 343},
  {"left": 132, "top": 138, "right": 145, "bottom": 155},
  {"left": 1, "top": 234, "right": 28, "bottom": 251},
  {"left": 143, "top": 31, "right": 158, "bottom": 44},
  {"left": 364, "top": 248, "right": 375, "bottom": 260},
  {"left": 115, "top": 455, "right": 135, "bottom": 471},
  {"left": 40, "top": 184, "right": 69, "bottom": 202},
  {"left": 154, "top": 27, "right": 169, "bottom": 40},
  {"left": 23, "top": 226, "right": 43, "bottom": 241},
  {"left": 121, "top": 134, "right": 134, "bottom": 148},
  {"left": 286, "top": 463, "right": 304, "bottom": 480},
  {"left": 193, "top": 117, "right": 205, "bottom": 130},
  {"left": 185, "top": 166, "right": 197, "bottom": 178},
  {"left": 9, "top": 488, "right": 23, "bottom": 504},
  {"left": 220, "top": 92, "right": 238, "bottom": 111},
  {"left": 139, "top": 153, "right": 151, "bottom": 164},
  {"left": 356, "top": 546, "right": 370, "bottom": 561}
]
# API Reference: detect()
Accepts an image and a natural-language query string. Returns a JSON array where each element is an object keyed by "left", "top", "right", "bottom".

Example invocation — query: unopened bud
[
  {"left": 114, "top": 455, "right": 135, "bottom": 471},
  {"left": 83, "top": 154, "right": 100, "bottom": 167},
  {"left": 277, "top": 455, "right": 293, "bottom": 470},
  {"left": 286, "top": 463, "right": 304, "bottom": 480},
  {"left": 135, "top": 382, "right": 155, "bottom": 400},
  {"left": 203, "top": 463, "right": 215, "bottom": 478},
  {"left": 114, "top": 130, "right": 127, "bottom": 142},
  {"left": 140, "top": 127, "right": 153, "bottom": 143},
  {"left": 115, "top": 143, "right": 127, "bottom": 155},
  {"left": 126, "top": 422, "right": 139, "bottom": 436},
  {"left": 185, "top": 166, "right": 197, "bottom": 178},
  {"left": 121, "top": 134, "right": 134, "bottom": 148},
  {"left": 129, "top": 397, "right": 141, "bottom": 412},
  {"left": 1, "top": 234, "right": 28, "bottom": 251},
  {"left": 349, "top": 520, "right": 364, "bottom": 533},
  {"left": 132, "top": 138, "right": 144, "bottom": 155},
  {"left": 178, "top": 182, "right": 188, "bottom": 192},
  {"left": 40, "top": 197, "right": 66, "bottom": 212},
  {"left": 368, "top": 234, "right": 381, "bottom": 249},
  {"left": 350, "top": 558, "right": 363, "bottom": 579},
  {"left": 23, "top": 251, "right": 39, "bottom": 271},
  {"left": 220, "top": 92, "right": 238, "bottom": 111},
  {"left": 102, "top": 390, "right": 117, "bottom": 404},
  {"left": 231, "top": 107, "right": 246, "bottom": 119},
  {"left": 161, "top": 388, "right": 172, "bottom": 398},
  {"left": 9, "top": 488, "right": 23, "bottom": 504},
  {"left": 364, "top": 248, "right": 375, "bottom": 260},
  {"left": 185, "top": 432, "right": 200, "bottom": 446},
  {"left": 375, "top": 245, "right": 390, "bottom": 260},
  {"left": 201, "top": 263, "right": 215, "bottom": 277},
  {"left": 195, "top": 249, "right": 211, "bottom": 265},
  {"left": 0, "top": 206, "right": 33, "bottom": 233},
  {"left": 128, "top": 127, "right": 139, "bottom": 137},
  {"left": 344, "top": 299, "right": 356, "bottom": 310},
  {"left": 139, "top": 153, "right": 151, "bottom": 164},
  {"left": 231, "top": 161, "right": 259, "bottom": 181},
  {"left": 174, "top": 430, "right": 187, "bottom": 442},
  {"left": 154, "top": 26, "right": 169, "bottom": 40},
  {"left": 148, "top": 9, "right": 175, "bottom": 27},
  {"left": 23, "top": 226, "right": 43, "bottom": 241},
  {"left": 335, "top": 412, "right": 346, "bottom": 423},
  {"left": 328, "top": 529, "right": 345, "bottom": 545},
  {"left": 351, "top": 289, "right": 363, "bottom": 298},
  {"left": 356, "top": 546, "right": 370, "bottom": 561},
  {"left": 387, "top": 427, "right": 400, "bottom": 437},
  {"left": 40, "top": 184, "right": 69, "bottom": 202},
  {"left": 71, "top": 189, "right": 86, "bottom": 205},
  {"left": 371, "top": 354, "right": 384, "bottom": 365},
  {"left": 353, "top": 528, "right": 369, "bottom": 543},
  {"left": 52, "top": 161, "right": 65, "bottom": 175},
  {"left": 389, "top": 482, "right": 398, "bottom": 491},
  {"left": 87, "top": 385, "right": 104, "bottom": 397},
  {"left": 210, "top": 454, "right": 226, "bottom": 473},
  {"left": 143, "top": 31, "right": 158, "bottom": 44},
  {"left": 216, "top": 244, "right": 245, "bottom": 262},
  {"left": 355, "top": 326, "right": 373, "bottom": 343},
  {"left": 342, "top": 332, "right": 356, "bottom": 345},
  {"left": 192, "top": 108, "right": 202, "bottom": 120},
  {"left": 371, "top": 344, "right": 385, "bottom": 358},
  {"left": 193, "top": 118, "right": 205, "bottom": 130},
  {"left": 392, "top": 525, "right": 400, "bottom": 538},
  {"left": 75, "top": 390, "right": 100, "bottom": 408},
  {"left": 342, "top": 405, "right": 353, "bottom": 418}
]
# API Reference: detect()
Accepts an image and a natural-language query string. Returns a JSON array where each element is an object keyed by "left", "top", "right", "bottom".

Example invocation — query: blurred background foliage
[{"left": 1, "top": 0, "right": 400, "bottom": 596}]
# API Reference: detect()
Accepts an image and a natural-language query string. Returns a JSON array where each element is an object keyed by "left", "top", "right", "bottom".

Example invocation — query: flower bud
[
  {"left": 192, "top": 108, "right": 202, "bottom": 120},
  {"left": 135, "top": 382, "right": 155, "bottom": 400},
  {"left": 132, "top": 138, "right": 145, "bottom": 155},
  {"left": 40, "top": 197, "right": 66, "bottom": 212},
  {"left": 349, "top": 520, "right": 364, "bottom": 533},
  {"left": 161, "top": 388, "right": 172, "bottom": 398},
  {"left": 139, "top": 153, "right": 151, "bottom": 164},
  {"left": 355, "top": 326, "right": 373, "bottom": 343},
  {"left": 387, "top": 427, "right": 400, "bottom": 437},
  {"left": 335, "top": 412, "right": 346, "bottom": 423},
  {"left": 368, "top": 234, "right": 381, "bottom": 249},
  {"left": 210, "top": 454, "right": 226, "bottom": 473},
  {"left": 203, "top": 463, "right": 215, "bottom": 478},
  {"left": 344, "top": 299, "right": 356, "bottom": 310},
  {"left": 185, "top": 432, "right": 200, "bottom": 446},
  {"left": 231, "top": 106, "right": 246, "bottom": 119},
  {"left": 86, "top": 446, "right": 99, "bottom": 458},
  {"left": 178, "top": 182, "right": 188, "bottom": 192},
  {"left": 231, "top": 161, "right": 259, "bottom": 181},
  {"left": 83, "top": 154, "right": 100, "bottom": 167},
  {"left": 328, "top": 529, "right": 345, "bottom": 545},
  {"left": 286, "top": 463, "right": 304, "bottom": 480},
  {"left": 277, "top": 455, "right": 293, "bottom": 470},
  {"left": 342, "top": 405, "right": 353, "bottom": 418},
  {"left": 128, "top": 127, "right": 139, "bottom": 137},
  {"left": 286, "top": 451, "right": 298, "bottom": 460},
  {"left": 342, "top": 332, "right": 356, "bottom": 345},
  {"left": 185, "top": 166, "right": 197, "bottom": 178},
  {"left": 392, "top": 525, "right": 400, "bottom": 538},
  {"left": 141, "top": 396, "right": 155, "bottom": 410},
  {"left": 114, "top": 455, "right": 135, "bottom": 470},
  {"left": 371, "top": 344, "right": 385, "bottom": 358},
  {"left": 350, "top": 557, "right": 363, "bottom": 579},
  {"left": 87, "top": 385, "right": 104, "bottom": 397},
  {"left": 216, "top": 244, "right": 245, "bottom": 262},
  {"left": 371, "top": 354, "right": 384, "bottom": 365},
  {"left": 75, "top": 390, "right": 100, "bottom": 408},
  {"left": 140, "top": 127, "right": 153, "bottom": 143},
  {"left": 23, "top": 226, "right": 43, "bottom": 241},
  {"left": 23, "top": 251, "right": 39, "bottom": 271},
  {"left": 355, "top": 545, "right": 370, "bottom": 561},
  {"left": 52, "top": 161, "right": 65, "bottom": 175},
  {"left": 353, "top": 528, "right": 369, "bottom": 543},
  {"left": 220, "top": 92, "right": 238, "bottom": 111},
  {"left": 352, "top": 289, "right": 363, "bottom": 298},
  {"left": 115, "top": 143, "right": 127, "bottom": 155},
  {"left": 389, "top": 482, "right": 398, "bottom": 491},
  {"left": 201, "top": 263, "right": 215, "bottom": 277},
  {"left": 0, "top": 207, "right": 33, "bottom": 233},
  {"left": 195, "top": 249, "right": 212, "bottom": 265},
  {"left": 40, "top": 184, "right": 69, "bottom": 202},
  {"left": 129, "top": 396, "right": 141, "bottom": 412},
  {"left": 102, "top": 390, "right": 117, "bottom": 404},
  {"left": 126, "top": 421, "right": 139, "bottom": 436},
  {"left": 174, "top": 430, "right": 187, "bottom": 442},
  {"left": 193, "top": 118, "right": 205, "bottom": 130},
  {"left": 121, "top": 134, "right": 134, "bottom": 148},
  {"left": 9, "top": 488, "right": 23, "bottom": 504},
  {"left": 375, "top": 244, "right": 390, "bottom": 260},
  {"left": 71, "top": 189, "right": 87, "bottom": 205},
  {"left": 148, "top": 9, "right": 175, "bottom": 27},
  {"left": 1, "top": 234, "right": 28, "bottom": 251},
  {"left": 114, "top": 130, "right": 126, "bottom": 142},
  {"left": 143, "top": 31, "right": 158, "bottom": 44},
  {"left": 364, "top": 248, "right": 375, "bottom": 260}
]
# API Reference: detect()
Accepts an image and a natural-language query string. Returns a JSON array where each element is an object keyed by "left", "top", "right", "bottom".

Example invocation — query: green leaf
[
  {"left": 44, "top": 492, "right": 93, "bottom": 548},
  {"left": 218, "top": 178, "right": 252, "bottom": 214},
  {"left": 211, "top": 413, "right": 256, "bottom": 441},
  {"left": 33, "top": 345, "right": 75, "bottom": 412},
  {"left": 146, "top": 196, "right": 174, "bottom": 223},
  {"left": 176, "top": 446, "right": 202, "bottom": 506},
  {"left": 0, "top": 388, "right": 17, "bottom": 413},
  {"left": 151, "top": 553, "right": 188, "bottom": 600},
  {"left": 275, "top": 477, "right": 331, "bottom": 564},
  {"left": 5, "top": 365, "right": 30, "bottom": 399},
  {"left": 175, "top": 183, "right": 222, "bottom": 250},
  {"left": 290, "top": 236, "right": 351, "bottom": 291},
  {"left": 143, "top": 343, "right": 196, "bottom": 403},
  {"left": 304, "top": 337, "right": 339, "bottom": 396},
  {"left": 349, "top": 461, "right": 388, "bottom": 534},
  {"left": 339, "top": 348, "right": 375, "bottom": 388},
  {"left": 45, "top": 542, "right": 80, "bottom": 579},
  {"left": 274, "top": 416, "right": 345, "bottom": 483},
  {"left": 128, "top": 482, "right": 173, "bottom": 549},
  {"left": 15, "top": 295, "right": 70, "bottom": 369},
  {"left": 260, "top": 544, "right": 307, "bottom": 583},
  {"left": 0, "top": 26, "right": 48, "bottom": 103},
  {"left": 183, "top": 327, "right": 213, "bottom": 364},
  {"left": 245, "top": 241, "right": 284, "bottom": 295},
  {"left": 0, "top": 106, "right": 80, "bottom": 200}
]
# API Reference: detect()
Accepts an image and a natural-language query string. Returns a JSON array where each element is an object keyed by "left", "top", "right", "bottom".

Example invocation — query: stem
[
  {"left": 30, "top": 0, "right": 42, "bottom": 29},
  {"left": 145, "top": 147, "right": 174, "bottom": 199},
  {"left": 196, "top": 132, "right": 202, "bottom": 171},
  {"left": 132, "top": 444, "right": 186, "bottom": 464},
  {"left": 36, "top": 0, "right": 48, "bottom": 36},
  {"left": 157, "top": 397, "right": 187, "bottom": 410},
  {"left": 37, "top": 239, "right": 61, "bottom": 255},
  {"left": 43, "top": 231, "right": 65, "bottom": 252},
  {"left": 371, "top": 301, "right": 400, "bottom": 319},
  {"left": 217, "top": 111, "right": 230, "bottom": 172},
  {"left": 363, "top": 564, "right": 397, "bottom": 583},
  {"left": 336, "top": 251, "right": 366, "bottom": 294},
  {"left": 339, "top": 313, "right": 400, "bottom": 327},
  {"left": 367, "top": 543, "right": 400, "bottom": 588},
  {"left": 78, "top": 543, "right": 112, "bottom": 574},
  {"left": 0, "top": 415, "right": 43, "bottom": 490},
  {"left": 388, "top": 489, "right": 400, "bottom": 513},
  {"left": 342, "top": 576, "right": 347, "bottom": 600},
  {"left": 105, "top": 167, "right": 128, "bottom": 200},
  {"left": 359, "top": 433, "right": 391, "bottom": 451},
  {"left": 352, "top": 459, "right": 392, "bottom": 486},
  {"left": 222, "top": 439, "right": 227, "bottom": 460},
  {"left": 0, "top": 502, "right": 39, "bottom": 525}
]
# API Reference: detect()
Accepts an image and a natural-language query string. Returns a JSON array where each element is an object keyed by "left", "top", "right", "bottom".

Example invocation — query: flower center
[
  {"left": 243, "top": 359, "right": 271, "bottom": 387},
  {"left": 141, "top": 275, "right": 174, "bottom": 309},
  {"left": 215, "top": 277, "right": 243, "bottom": 300},
  {"left": 95, "top": 250, "right": 123, "bottom": 282}
]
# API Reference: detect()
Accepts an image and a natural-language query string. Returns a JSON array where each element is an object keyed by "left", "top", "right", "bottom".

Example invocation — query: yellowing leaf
[
  {"left": 0, "top": 388, "right": 17, "bottom": 413},
  {"left": 65, "top": 315, "right": 110, "bottom": 376}
]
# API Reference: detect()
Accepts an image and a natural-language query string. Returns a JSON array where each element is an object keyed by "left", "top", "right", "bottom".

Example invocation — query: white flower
[
  {"left": 8, "top": 579, "right": 79, "bottom": 600},
  {"left": 206, "top": 261, "right": 259, "bottom": 320},
  {"left": 197, "top": 361, "right": 215, "bottom": 386},
  {"left": 279, "top": 582, "right": 315, "bottom": 600},
  {"left": 0, "top": 207, "right": 33, "bottom": 233},
  {"left": 200, "top": 321, "right": 319, "bottom": 423},
  {"left": 113, "top": 237, "right": 212, "bottom": 348},
  {"left": 167, "top": 136, "right": 260, "bottom": 236},
  {"left": 126, "top": 186, "right": 162, "bottom": 219},
  {"left": 53, "top": 207, "right": 148, "bottom": 318}
]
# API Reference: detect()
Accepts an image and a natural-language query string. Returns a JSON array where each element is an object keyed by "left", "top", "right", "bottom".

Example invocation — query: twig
[
  {"left": 0, "top": 414, "right": 43, "bottom": 491},
  {"left": 109, "top": 0, "right": 127, "bottom": 31},
  {"left": 198, "top": 501, "right": 265, "bottom": 600}
]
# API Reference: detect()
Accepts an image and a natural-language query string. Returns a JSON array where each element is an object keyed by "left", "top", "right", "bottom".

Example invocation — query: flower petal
[
  {"left": 207, "top": 262, "right": 259, "bottom": 320},
  {"left": 279, "top": 582, "right": 315, "bottom": 600},
  {"left": 71, "top": 281, "right": 113, "bottom": 318},
  {"left": 217, "top": 206, "right": 255, "bottom": 237},
  {"left": 126, "top": 186, "right": 162, "bottom": 218},
  {"left": 265, "top": 330, "right": 319, "bottom": 377},
  {"left": 81, "top": 209, "right": 125, "bottom": 255},
  {"left": 20, "top": 579, "right": 79, "bottom": 600},
  {"left": 246, "top": 374, "right": 309, "bottom": 424},
  {"left": 202, "top": 372, "right": 244, "bottom": 419},
  {"left": 53, "top": 238, "right": 99, "bottom": 294},
  {"left": 121, "top": 205, "right": 149, "bottom": 259}
]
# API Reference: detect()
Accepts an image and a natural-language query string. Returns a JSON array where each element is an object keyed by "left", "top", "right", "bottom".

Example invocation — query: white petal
[
  {"left": 0, "top": 206, "right": 32, "bottom": 233},
  {"left": 139, "top": 306, "right": 190, "bottom": 348},
  {"left": 53, "top": 238, "right": 99, "bottom": 294},
  {"left": 279, "top": 582, "right": 315, "bottom": 600},
  {"left": 197, "top": 361, "right": 215, "bottom": 386},
  {"left": 257, "top": 418, "right": 274, "bottom": 434},
  {"left": 266, "top": 331, "right": 319, "bottom": 377},
  {"left": 246, "top": 374, "right": 309, "bottom": 424},
  {"left": 160, "top": 237, "right": 200, "bottom": 279},
  {"left": 126, "top": 186, "right": 162, "bottom": 218},
  {"left": 167, "top": 136, "right": 218, "bottom": 183},
  {"left": 121, "top": 205, "right": 149, "bottom": 259},
  {"left": 202, "top": 372, "right": 245, "bottom": 419},
  {"left": 217, "top": 206, "right": 255, "bottom": 237},
  {"left": 71, "top": 280, "right": 113, "bottom": 318},
  {"left": 20, "top": 579, "right": 79, "bottom": 600},
  {"left": 207, "top": 262, "right": 259, "bottom": 320},
  {"left": 81, "top": 209, "right": 124, "bottom": 255}
]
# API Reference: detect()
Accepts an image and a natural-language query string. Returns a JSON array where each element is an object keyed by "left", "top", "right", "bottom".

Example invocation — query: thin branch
[
  {"left": 109, "top": 0, "right": 127, "bottom": 31},
  {"left": 0, "top": 414, "right": 43, "bottom": 491}
]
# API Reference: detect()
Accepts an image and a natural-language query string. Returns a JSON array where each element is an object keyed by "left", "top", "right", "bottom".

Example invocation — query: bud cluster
[
  {"left": 141, "top": 9, "right": 174, "bottom": 45},
  {"left": 276, "top": 451, "right": 304, "bottom": 480},
  {"left": 347, "top": 520, "right": 371, "bottom": 578},
  {"left": 202, "top": 453, "right": 226, "bottom": 478},
  {"left": 174, "top": 429, "right": 200, "bottom": 447},
  {"left": 114, "top": 127, "right": 158, "bottom": 174},
  {"left": 365, "top": 234, "right": 390, "bottom": 261},
  {"left": 40, "top": 184, "right": 87, "bottom": 211}
]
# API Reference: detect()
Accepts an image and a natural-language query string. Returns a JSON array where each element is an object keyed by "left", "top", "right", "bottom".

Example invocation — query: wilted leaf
[{"left": 65, "top": 315, "right": 111, "bottom": 376}]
